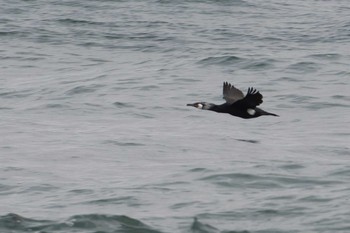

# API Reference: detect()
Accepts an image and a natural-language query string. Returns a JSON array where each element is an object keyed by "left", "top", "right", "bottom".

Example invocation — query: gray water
[{"left": 1, "top": 0, "right": 350, "bottom": 232}]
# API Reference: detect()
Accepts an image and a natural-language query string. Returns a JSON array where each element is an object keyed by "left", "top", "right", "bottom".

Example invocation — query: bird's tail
[{"left": 261, "top": 110, "right": 279, "bottom": 117}]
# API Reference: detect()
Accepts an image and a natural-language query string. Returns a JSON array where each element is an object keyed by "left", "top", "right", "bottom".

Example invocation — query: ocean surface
[{"left": 1, "top": 0, "right": 350, "bottom": 232}]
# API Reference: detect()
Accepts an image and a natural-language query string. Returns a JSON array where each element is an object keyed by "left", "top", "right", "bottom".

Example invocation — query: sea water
[{"left": 1, "top": 0, "right": 350, "bottom": 232}]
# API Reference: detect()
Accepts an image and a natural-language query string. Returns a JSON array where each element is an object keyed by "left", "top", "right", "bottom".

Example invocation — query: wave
[
  {"left": 197, "top": 56, "right": 275, "bottom": 70},
  {"left": 198, "top": 55, "right": 244, "bottom": 66},
  {"left": 191, "top": 217, "right": 249, "bottom": 233},
  {"left": 65, "top": 84, "right": 105, "bottom": 96},
  {"left": 0, "top": 213, "right": 164, "bottom": 233},
  {"left": 0, "top": 214, "right": 255, "bottom": 233},
  {"left": 199, "top": 172, "right": 341, "bottom": 189}
]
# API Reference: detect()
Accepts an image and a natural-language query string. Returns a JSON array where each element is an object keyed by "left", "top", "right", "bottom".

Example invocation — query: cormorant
[{"left": 187, "top": 82, "right": 279, "bottom": 119}]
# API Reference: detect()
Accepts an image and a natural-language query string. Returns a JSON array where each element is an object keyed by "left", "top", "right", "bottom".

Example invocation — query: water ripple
[{"left": 200, "top": 173, "right": 341, "bottom": 189}]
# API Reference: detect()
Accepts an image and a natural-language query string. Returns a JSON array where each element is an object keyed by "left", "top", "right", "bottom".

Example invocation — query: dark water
[{"left": 1, "top": 0, "right": 350, "bottom": 232}]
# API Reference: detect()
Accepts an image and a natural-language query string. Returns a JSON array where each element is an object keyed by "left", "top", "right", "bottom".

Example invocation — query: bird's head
[{"left": 186, "top": 102, "right": 214, "bottom": 110}]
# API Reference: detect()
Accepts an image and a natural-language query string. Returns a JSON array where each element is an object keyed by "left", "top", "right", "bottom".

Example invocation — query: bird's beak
[{"left": 187, "top": 103, "right": 195, "bottom": 107}]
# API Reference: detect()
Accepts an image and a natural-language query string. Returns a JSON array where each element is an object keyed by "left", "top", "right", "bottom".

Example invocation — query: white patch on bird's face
[
  {"left": 196, "top": 103, "right": 203, "bottom": 109},
  {"left": 247, "top": 108, "right": 256, "bottom": 115}
]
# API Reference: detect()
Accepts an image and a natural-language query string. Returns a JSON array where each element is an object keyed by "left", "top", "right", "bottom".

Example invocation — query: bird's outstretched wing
[
  {"left": 222, "top": 82, "right": 244, "bottom": 104},
  {"left": 235, "top": 87, "right": 263, "bottom": 108}
]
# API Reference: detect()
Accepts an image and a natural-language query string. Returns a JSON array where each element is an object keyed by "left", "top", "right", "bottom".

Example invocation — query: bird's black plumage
[{"left": 187, "top": 82, "right": 278, "bottom": 119}]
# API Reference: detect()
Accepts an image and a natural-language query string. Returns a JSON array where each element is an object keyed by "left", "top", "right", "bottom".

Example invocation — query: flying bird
[{"left": 187, "top": 82, "right": 278, "bottom": 119}]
